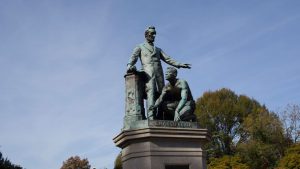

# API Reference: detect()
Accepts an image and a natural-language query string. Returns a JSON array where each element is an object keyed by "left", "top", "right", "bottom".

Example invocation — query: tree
[
  {"left": 0, "top": 151, "right": 23, "bottom": 169},
  {"left": 195, "top": 88, "right": 263, "bottom": 157},
  {"left": 241, "top": 107, "right": 286, "bottom": 146},
  {"left": 280, "top": 104, "right": 300, "bottom": 144},
  {"left": 237, "top": 140, "right": 281, "bottom": 169},
  {"left": 208, "top": 155, "right": 250, "bottom": 169},
  {"left": 60, "top": 156, "right": 91, "bottom": 169},
  {"left": 195, "top": 88, "right": 287, "bottom": 169},
  {"left": 276, "top": 143, "right": 300, "bottom": 169},
  {"left": 238, "top": 109, "right": 286, "bottom": 169},
  {"left": 114, "top": 152, "right": 122, "bottom": 169}
]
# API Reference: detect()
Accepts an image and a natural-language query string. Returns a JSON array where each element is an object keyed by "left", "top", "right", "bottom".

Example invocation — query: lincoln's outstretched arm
[{"left": 160, "top": 49, "right": 191, "bottom": 69}]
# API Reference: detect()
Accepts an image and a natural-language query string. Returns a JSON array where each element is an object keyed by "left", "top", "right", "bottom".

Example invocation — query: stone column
[{"left": 123, "top": 72, "right": 145, "bottom": 130}]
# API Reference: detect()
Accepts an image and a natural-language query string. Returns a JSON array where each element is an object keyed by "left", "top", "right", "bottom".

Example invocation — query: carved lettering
[{"left": 149, "top": 120, "right": 194, "bottom": 128}]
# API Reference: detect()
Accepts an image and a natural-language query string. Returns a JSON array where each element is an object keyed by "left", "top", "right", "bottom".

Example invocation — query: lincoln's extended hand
[{"left": 180, "top": 63, "right": 191, "bottom": 69}]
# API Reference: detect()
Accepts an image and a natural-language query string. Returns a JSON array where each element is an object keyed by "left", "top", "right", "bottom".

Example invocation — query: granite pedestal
[{"left": 113, "top": 121, "right": 210, "bottom": 169}]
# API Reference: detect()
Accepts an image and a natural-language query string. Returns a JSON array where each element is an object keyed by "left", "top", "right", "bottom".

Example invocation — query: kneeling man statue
[{"left": 149, "top": 67, "right": 196, "bottom": 122}]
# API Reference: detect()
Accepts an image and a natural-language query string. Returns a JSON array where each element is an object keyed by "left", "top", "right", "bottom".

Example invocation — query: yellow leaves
[
  {"left": 208, "top": 155, "right": 250, "bottom": 169},
  {"left": 276, "top": 143, "right": 300, "bottom": 169},
  {"left": 60, "top": 156, "right": 91, "bottom": 169}
]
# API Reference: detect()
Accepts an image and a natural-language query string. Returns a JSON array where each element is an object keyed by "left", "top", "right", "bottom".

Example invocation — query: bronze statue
[
  {"left": 127, "top": 26, "right": 191, "bottom": 120},
  {"left": 149, "top": 67, "right": 196, "bottom": 122}
]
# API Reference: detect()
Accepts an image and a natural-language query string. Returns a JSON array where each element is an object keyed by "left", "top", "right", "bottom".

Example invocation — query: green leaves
[
  {"left": 196, "top": 88, "right": 256, "bottom": 156},
  {"left": 208, "top": 155, "right": 250, "bottom": 169},
  {"left": 237, "top": 140, "right": 280, "bottom": 169},
  {"left": 195, "top": 88, "right": 288, "bottom": 169},
  {"left": 277, "top": 143, "right": 300, "bottom": 169},
  {"left": 0, "top": 151, "right": 23, "bottom": 169}
]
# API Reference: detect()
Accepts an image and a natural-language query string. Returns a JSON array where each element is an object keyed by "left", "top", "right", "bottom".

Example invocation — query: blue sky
[{"left": 0, "top": 0, "right": 299, "bottom": 168}]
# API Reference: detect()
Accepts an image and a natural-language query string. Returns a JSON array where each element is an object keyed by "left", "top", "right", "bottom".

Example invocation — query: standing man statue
[
  {"left": 126, "top": 26, "right": 191, "bottom": 120},
  {"left": 149, "top": 67, "right": 196, "bottom": 122}
]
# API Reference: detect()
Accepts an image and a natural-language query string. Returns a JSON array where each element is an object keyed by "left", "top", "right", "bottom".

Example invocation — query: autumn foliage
[
  {"left": 195, "top": 88, "right": 298, "bottom": 169},
  {"left": 60, "top": 156, "right": 91, "bottom": 169}
]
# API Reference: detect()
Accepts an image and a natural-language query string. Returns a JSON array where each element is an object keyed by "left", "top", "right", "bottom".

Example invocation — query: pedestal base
[{"left": 114, "top": 124, "right": 210, "bottom": 169}]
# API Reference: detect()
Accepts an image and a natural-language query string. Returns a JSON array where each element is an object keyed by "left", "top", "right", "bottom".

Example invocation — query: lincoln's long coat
[{"left": 127, "top": 42, "right": 182, "bottom": 117}]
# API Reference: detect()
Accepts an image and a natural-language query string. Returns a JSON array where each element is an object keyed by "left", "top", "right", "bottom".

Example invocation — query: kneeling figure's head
[{"left": 165, "top": 67, "right": 177, "bottom": 80}]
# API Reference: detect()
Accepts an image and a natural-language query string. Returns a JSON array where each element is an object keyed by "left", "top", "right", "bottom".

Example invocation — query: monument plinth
[{"left": 114, "top": 124, "right": 210, "bottom": 169}]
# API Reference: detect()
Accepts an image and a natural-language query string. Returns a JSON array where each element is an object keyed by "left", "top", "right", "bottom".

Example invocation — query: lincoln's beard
[{"left": 146, "top": 35, "right": 155, "bottom": 43}]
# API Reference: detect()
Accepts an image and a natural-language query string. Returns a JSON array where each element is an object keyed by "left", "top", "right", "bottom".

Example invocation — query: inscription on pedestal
[{"left": 149, "top": 120, "right": 199, "bottom": 129}]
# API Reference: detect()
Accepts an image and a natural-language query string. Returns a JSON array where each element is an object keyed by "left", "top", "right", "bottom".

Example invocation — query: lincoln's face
[{"left": 146, "top": 29, "right": 156, "bottom": 43}]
